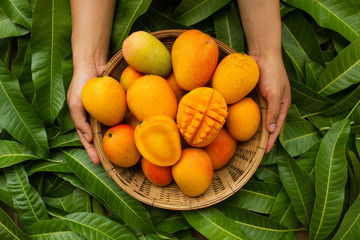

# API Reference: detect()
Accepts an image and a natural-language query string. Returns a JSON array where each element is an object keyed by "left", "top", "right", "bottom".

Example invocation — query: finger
[
  {"left": 266, "top": 90, "right": 281, "bottom": 134},
  {"left": 265, "top": 96, "right": 291, "bottom": 153},
  {"left": 69, "top": 100, "right": 93, "bottom": 143},
  {"left": 77, "top": 129, "right": 100, "bottom": 164}
]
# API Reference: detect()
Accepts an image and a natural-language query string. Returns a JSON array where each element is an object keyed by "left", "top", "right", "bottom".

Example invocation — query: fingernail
[
  {"left": 83, "top": 133, "right": 89, "bottom": 142},
  {"left": 270, "top": 123, "right": 276, "bottom": 133}
]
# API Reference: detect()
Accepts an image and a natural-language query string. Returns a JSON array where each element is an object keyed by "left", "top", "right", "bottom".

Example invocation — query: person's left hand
[{"left": 250, "top": 52, "right": 291, "bottom": 153}]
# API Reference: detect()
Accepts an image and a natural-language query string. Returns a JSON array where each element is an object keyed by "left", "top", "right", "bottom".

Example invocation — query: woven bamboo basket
[{"left": 90, "top": 29, "right": 269, "bottom": 210}]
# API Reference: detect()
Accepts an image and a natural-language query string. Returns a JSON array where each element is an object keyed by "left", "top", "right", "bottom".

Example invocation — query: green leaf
[
  {"left": 347, "top": 149, "right": 360, "bottom": 198},
  {"left": 0, "top": 175, "right": 13, "bottom": 209},
  {"left": 4, "top": 164, "right": 49, "bottom": 226},
  {"left": 281, "top": 115, "right": 322, "bottom": 157},
  {"left": 44, "top": 189, "right": 91, "bottom": 214},
  {"left": 62, "top": 148, "right": 154, "bottom": 233},
  {"left": 309, "top": 119, "right": 350, "bottom": 240},
  {"left": 49, "top": 131, "right": 82, "bottom": 148},
  {"left": 91, "top": 197, "right": 106, "bottom": 216},
  {"left": 217, "top": 202, "right": 294, "bottom": 240},
  {"left": 0, "top": 8, "right": 29, "bottom": 38},
  {"left": 308, "top": 113, "right": 347, "bottom": 132},
  {"left": 225, "top": 181, "right": 281, "bottom": 214},
  {"left": 254, "top": 165, "right": 281, "bottom": 184},
  {"left": 317, "top": 37, "right": 360, "bottom": 96},
  {"left": 305, "top": 60, "right": 324, "bottom": 90},
  {"left": 59, "top": 212, "right": 137, "bottom": 240},
  {"left": 0, "top": 207, "right": 31, "bottom": 240},
  {"left": 155, "top": 212, "right": 190, "bottom": 234},
  {"left": 332, "top": 194, "right": 360, "bottom": 240},
  {"left": 171, "top": 0, "right": 231, "bottom": 26},
  {"left": 283, "top": 0, "right": 360, "bottom": 42},
  {"left": 288, "top": 78, "right": 335, "bottom": 112},
  {"left": 296, "top": 141, "right": 321, "bottom": 176},
  {"left": 282, "top": 11, "right": 325, "bottom": 81},
  {"left": 277, "top": 146, "right": 314, "bottom": 228},
  {"left": 0, "top": 0, "right": 32, "bottom": 29},
  {"left": 26, "top": 159, "right": 72, "bottom": 176},
  {"left": 0, "top": 140, "right": 40, "bottom": 168},
  {"left": 269, "top": 188, "right": 299, "bottom": 229},
  {"left": 182, "top": 207, "right": 248, "bottom": 240},
  {"left": 31, "top": 0, "right": 71, "bottom": 123},
  {"left": 132, "top": 8, "right": 188, "bottom": 33},
  {"left": 110, "top": 0, "right": 152, "bottom": 53},
  {"left": 213, "top": 1, "right": 244, "bottom": 53},
  {"left": 22, "top": 219, "right": 83, "bottom": 240},
  {"left": 0, "top": 60, "right": 49, "bottom": 158}
]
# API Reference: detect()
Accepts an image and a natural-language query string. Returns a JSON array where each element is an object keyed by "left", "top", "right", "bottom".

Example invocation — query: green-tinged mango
[{"left": 122, "top": 31, "right": 172, "bottom": 77}]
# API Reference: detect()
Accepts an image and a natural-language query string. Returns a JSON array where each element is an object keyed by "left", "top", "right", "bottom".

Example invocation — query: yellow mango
[
  {"left": 134, "top": 115, "right": 182, "bottom": 167},
  {"left": 176, "top": 87, "right": 228, "bottom": 147},
  {"left": 122, "top": 31, "right": 172, "bottom": 77}
]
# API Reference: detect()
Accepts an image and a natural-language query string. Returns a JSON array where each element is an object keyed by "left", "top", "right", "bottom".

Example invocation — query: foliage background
[{"left": 1, "top": 0, "right": 360, "bottom": 239}]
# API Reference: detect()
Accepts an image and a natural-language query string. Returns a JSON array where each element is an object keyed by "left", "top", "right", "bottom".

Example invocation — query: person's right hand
[{"left": 67, "top": 65, "right": 106, "bottom": 164}]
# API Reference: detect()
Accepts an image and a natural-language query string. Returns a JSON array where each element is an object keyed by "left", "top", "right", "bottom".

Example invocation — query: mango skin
[
  {"left": 122, "top": 31, "right": 172, "bottom": 77},
  {"left": 171, "top": 29, "right": 219, "bottom": 91}
]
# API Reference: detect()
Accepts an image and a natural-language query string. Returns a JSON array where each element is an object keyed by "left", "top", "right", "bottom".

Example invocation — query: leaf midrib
[
  {"left": 63, "top": 150, "right": 148, "bottom": 227},
  {"left": 313, "top": 122, "right": 347, "bottom": 239},
  {"left": 0, "top": 81, "right": 44, "bottom": 156}
]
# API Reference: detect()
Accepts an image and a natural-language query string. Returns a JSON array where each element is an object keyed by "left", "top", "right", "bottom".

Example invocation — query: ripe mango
[
  {"left": 134, "top": 115, "right": 182, "bottom": 167},
  {"left": 171, "top": 29, "right": 219, "bottom": 91},
  {"left": 122, "top": 31, "right": 172, "bottom": 77}
]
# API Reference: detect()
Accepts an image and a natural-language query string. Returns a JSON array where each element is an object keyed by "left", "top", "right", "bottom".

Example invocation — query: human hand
[
  {"left": 67, "top": 65, "right": 106, "bottom": 164},
  {"left": 251, "top": 52, "right": 291, "bottom": 153}
]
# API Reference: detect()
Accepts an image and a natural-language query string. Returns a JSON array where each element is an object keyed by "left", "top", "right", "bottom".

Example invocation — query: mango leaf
[
  {"left": 284, "top": 0, "right": 360, "bottom": 42},
  {"left": 254, "top": 165, "right": 281, "bottom": 184},
  {"left": 261, "top": 141, "right": 287, "bottom": 165},
  {"left": 213, "top": 1, "right": 244, "bottom": 53},
  {"left": 305, "top": 60, "right": 324, "bottom": 90},
  {"left": 26, "top": 159, "right": 72, "bottom": 176},
  {"left": 0, "top": 39, "right": 12, "bottom": 69},
  {"left": 4, "top": 164, "right": 49, "bottom": 226},
  {"left": 92, "top": 197, "right": 106, "bottom": 216},
  {"left": 22, "top": 219, "right": 83, "bottom": 240},
  {"left": 57, "top": 103, "right": 75, "bottom": 134},
  {"left": 55, "top": 173, "right": 88, "bottom": 196},
  {"left": 0, "top": 206, "right": 31, "bottom": 240},
  {"left": 288, "top": 78, "right": 335, "bottom": 112},
  {"left": 0, "top": 175, "right": 14, "bottom": 209},
  {"left": 132, "top": 8, "right": 189, "bottom": 33},
  {"left": 12, "top": 37, "right": 35, "bottom": 104},
  {"left": 296, "top": 141, "right": 321, "bottom": 176},
  {"left": 58, "top": 212, "right": 137, "bottom": 240},
  {"left": 277, "top": 146, "right": 314, "bottom": 228},
  {"left": 62, "top": 148, "right": 154, "bottom": 233},
  {"left": 332, "top": 194, "right": 360, "bottom": 240},
  {"left": 282, "top": 11, "right": 325, "bottom": 81},
  {"left": 110, "top": 0, "right": 152, "bottom": 53},
  {"left": 0, "top": 60, "right": 49, "bottom": 158},
  {"left": 31, "top": 0, "right": 71, "bottom": 123},
  {"left": 317, "top": 37, "right": 360, "bottom": 96},
  {"left": 217, "top": 202, "right": 294, "bottom": 240},
  {"left": 225, "top": 181, "right": 281, "bottom": 214},
  {"left": 182, "top": 207, "right": 248, "bottom": 240},
  {"left": 347, "top": 149, "right": 360, "bottom": 198},
  {"left": 309, "top": 119, "right": 350, "bottom": 240},
  {"left": 49, "top": 131, "right": 82, "bottom": 148},
  {"left": 280, "top": 2, "right": 295, "bottom": 17},
  {"left": 281, "top": 115, "right": 322, "bottom": 157},
  {"left": 171, "top": 0, "right": 231, "bottom": 26},
  {"left": 308, "top": 113, "right": 347, "bottom": 132},
  {"left": 269, "top": 188, "right": 299, "bottom": 229},
  {"left": 0, "top": 8, "right": 29, "bottom": 38},
  {"left": 155, "top": 212, "right": 191, "bottom": 234},
  {"left": 0, "top": 0, "right": 32, "bottom": 29},
  {"left": 0, "top": 140, "right": 40, "bottom": 168},
  {"left": 44, "top": 189, "right": 91, "bottom": 214}
]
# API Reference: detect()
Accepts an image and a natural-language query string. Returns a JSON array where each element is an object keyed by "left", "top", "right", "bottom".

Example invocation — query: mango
[
  {"left": 134, "top": 115, "right": 182, "bottom": 167},
  {"left": 171, "top": 29, "right": 219, "bottom": 91},
  {"left": 122, "top": 31, "right": 172, "bottom": 77},
  {"left": 141, "top": 157, "right": 173, "bottom": 187},
  {"left": 176, "top": 87, "right": 228, "bottom": 147}
]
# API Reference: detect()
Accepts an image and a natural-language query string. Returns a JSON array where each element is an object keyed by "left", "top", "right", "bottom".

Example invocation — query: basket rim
[{"left": 91, "top": 29, "right": 269, "bottom": 210}]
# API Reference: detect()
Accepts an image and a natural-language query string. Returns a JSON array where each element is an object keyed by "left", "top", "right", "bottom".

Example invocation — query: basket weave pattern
[{"left": 90, "top": 29, "right": 269, "bottom": 210}]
